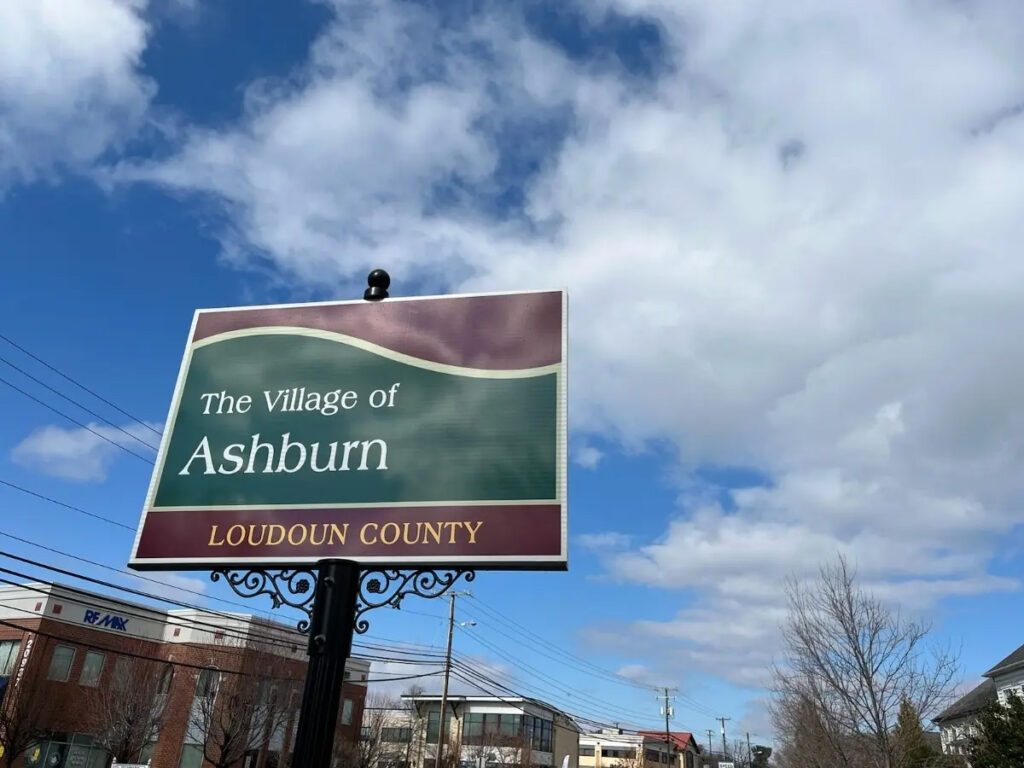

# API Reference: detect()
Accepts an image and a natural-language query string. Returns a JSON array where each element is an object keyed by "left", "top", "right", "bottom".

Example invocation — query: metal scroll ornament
[
  {"left": 354, "top": 569, "right": 475, "bottom": 633},
  {"left": 211, "top": 569, "right": 317, "bottom": 633},
  {"left": 211, "top": 567, "right": 475, "bottom": 634}
]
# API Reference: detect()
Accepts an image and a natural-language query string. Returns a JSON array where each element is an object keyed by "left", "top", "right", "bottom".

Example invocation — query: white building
[
  {"left": 933, "top": 641, "right": 1024, "bottom": 757},
  {"left": 366, "top": 694, "right": 581, "bottom": 768}
]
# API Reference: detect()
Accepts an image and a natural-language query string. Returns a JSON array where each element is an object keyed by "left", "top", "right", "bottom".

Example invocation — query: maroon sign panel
[{"left": 129, "top": 289, "right": 567, "bottom": 571}]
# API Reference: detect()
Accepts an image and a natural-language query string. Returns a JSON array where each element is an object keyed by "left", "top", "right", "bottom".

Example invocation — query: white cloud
[
  {"left": 11, "top": 421, "right": 161, "bottom": 481},
  {"left": 573, "top": 442, "right": 604, "bottom": 470},
  {"left": 0, "top": 0, "right": 153, "bottom": 186},
  {"left": 118, "top": 0, "right": 1024, "bottom": 698}
]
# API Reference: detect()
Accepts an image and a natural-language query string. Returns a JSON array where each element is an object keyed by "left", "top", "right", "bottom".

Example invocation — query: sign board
[
  {"left": 130, "top": 290, "right": 567, "bottom": 570},
  {"left": 719, "top": 763, "right": 735, "bottom": 768}
]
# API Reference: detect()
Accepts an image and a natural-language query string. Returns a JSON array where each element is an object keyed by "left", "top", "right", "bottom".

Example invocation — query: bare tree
[
  {"left": 0, "top": 639, "right": 55, "bottom": 765},
  {"left": 334, "top": 693, "right": 405, "bottom": 768},
  {"left": 189, "top": 667, "right": 289, "bottom": 768},
  {"left": 87, "top": 647, "right": 171, "bottom": 763},
  {"left": 771, "top": 557, "right": 959, "bottom": 768},
  {"left": 468, "top": 729, "right": 535, "bottom": 768}
]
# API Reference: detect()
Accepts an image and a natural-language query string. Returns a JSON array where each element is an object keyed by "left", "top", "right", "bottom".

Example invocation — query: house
[
  {"left": 366, "top": 694, "right": 581, "bottom": 768},
  {"left": 932, "top": 640, "right": 1024, "bottom": 757},
  {"left": 637, "top": 731, "right": 702, "bottom": 768},
  {"left": 579, "top": 728, "right": 701, "bottom": 768}
]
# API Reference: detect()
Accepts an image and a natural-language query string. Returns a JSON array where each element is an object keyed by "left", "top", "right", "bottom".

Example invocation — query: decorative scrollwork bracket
[
  {"left": 211, "top": 569, "right": 317, "bottom": 633},
  {"left": 212, "top": 567, "right": 475, "bottom": 634}
]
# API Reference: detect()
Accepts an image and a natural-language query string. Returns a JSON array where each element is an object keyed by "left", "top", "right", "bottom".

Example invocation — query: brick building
[{"left": 0, "top": 582, "right": 369, "bottom": 768}]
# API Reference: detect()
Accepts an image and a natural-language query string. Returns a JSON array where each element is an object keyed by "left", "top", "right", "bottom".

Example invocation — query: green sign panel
[{"left": 130, "top": 289, "right": 566, "bottom": 570}]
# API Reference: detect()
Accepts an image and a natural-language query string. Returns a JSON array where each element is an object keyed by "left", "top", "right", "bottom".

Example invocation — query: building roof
[
  {"left": 984, "top": 642, "right": 1024, "bottom": 678},
  {"left": 932, "top": 679, "right": 997, "bottom": 724},
  {"left": 637, "top": 732, "right": 701, "bottom": 753},
  {"left": 402, "top": 694, "right": 582, "bottom": 731}
]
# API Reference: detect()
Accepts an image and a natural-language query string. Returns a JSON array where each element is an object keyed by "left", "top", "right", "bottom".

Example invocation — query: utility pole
[
  {"left": 435, "top": 591, "right": 471, "bottom": 768},
  {"left": 746, "top": 733, "right": 752, "bottom": 767},
  {"left": 659, "top": 688, "right": 676, "bottom": 767},
  {"left": 717, "top": 717, "right": 730, "bottom": 758},
  {"left": 706, "top": 730, "right": 714, "bottom": 757}
]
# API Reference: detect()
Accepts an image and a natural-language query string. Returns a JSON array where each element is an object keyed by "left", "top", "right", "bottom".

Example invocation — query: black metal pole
[
  {"left": 291, "top": 559, "right": 360, "bottom": 767},
  {"left": 291, "top": 271, "right": 391, "bottom": 767}
]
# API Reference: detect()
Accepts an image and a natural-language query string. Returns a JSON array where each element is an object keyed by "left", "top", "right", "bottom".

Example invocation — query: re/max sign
[{"left": 83, "top": 608, "right": 129, "bottom": 632}]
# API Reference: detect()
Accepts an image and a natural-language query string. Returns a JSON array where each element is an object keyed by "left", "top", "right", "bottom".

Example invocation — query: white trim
[
  {"left": 190, "top": 287, "right": 562, "bottom": 315},
  {"left": 150, "top": 499, "right": 558, "bottom": 512},
  {"left": 130, "top": 310, "right": 201, "bottom": 565},
  {"left": 192, "top": 326, "right": 560, "bottom": 379},
  {"left": 130, "top": 289, "right": 569, "bottom": 571}
]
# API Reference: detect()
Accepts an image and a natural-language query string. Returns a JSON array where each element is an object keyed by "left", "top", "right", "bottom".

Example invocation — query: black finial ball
[{"left": 363, "top": 269, "right": 390, "bottom": 301}]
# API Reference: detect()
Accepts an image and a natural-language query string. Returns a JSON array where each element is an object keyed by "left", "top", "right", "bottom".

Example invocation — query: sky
[{"left": 3, "top": 0, "right": 1024, "bottom": 749}]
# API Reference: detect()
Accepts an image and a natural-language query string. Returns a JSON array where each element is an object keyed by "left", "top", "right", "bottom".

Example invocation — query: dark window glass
[
  {"left": 500, "top": 715, "right": 520, "bottom": 737},
  {"left": 157, "top": 664, "right": 174, "bottom": 695},
  {"left": 580, "top": 747, "right": 595, "bottom": 757},
  {"left": 382, "top": 728, "right": 412, "bottom": 744},
  {"left": 426, "top": 710, "right": 452, "bottom": 744},
  {"left": 0, "top": 640, "right": 20, "bottom": 676},
  {"left": 47, "top": 645, "right": 75, "bottom": 682},
  {"left": 79, "top": 652, "right": 105, "bottom": 687}
]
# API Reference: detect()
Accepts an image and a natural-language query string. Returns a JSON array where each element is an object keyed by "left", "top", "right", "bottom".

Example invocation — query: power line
[
  {"left": 0, "top": 374, "right": 154, "bottom": 464},
  {"left": 465, "top": 597, "right": 658, "bottom": 692},
  {"left": 0, "top": 528, "right": 279, "bottom": 617},
  {"left": 455, "top": 625, "right": 664, "bottom": 726},
  {"left": 0, "top": 331, "right": 162, "bottom": 436},
  {"left": 0, "top": 478, "right": 135, "bottom": 531},
  {"left": 0, "top": 353, "right": 160, "bottom": 451},
  {"left": 0, "top": 559, "right": 451, "bottom": 671}
]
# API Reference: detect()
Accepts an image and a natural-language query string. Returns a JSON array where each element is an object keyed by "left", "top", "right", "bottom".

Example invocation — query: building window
[
  {"left": 426, "top": 710, "right": 453, "bottom": 744},
  {"left": 196, "top": 667, "right": 220, "bottom": 699},
  {"left": 48, "top": 645, "right": 75, "bottom": 681},
  {"left": 178, "top": 743, "right": 204, "bottom": 768},
  {"left": 52, "top": 604, "right": 62, "bottom": 615},
  {"left": 157, "top": 664, "right": 174, "bottom": 695},
  {"left": 79, "top": 651, "right": 105, "bottom": 687},
  {"left": 0, "top": 640, "right": 20, "bottom": 676},
  {"left": 342, "top": 699, "right": 354, "bottom": 726},
  {"left": 580, "top": 747, "right": 595, "bottom": 757},
  {"left": 382, "top": 727, "right": 413, "bottom": 744}
]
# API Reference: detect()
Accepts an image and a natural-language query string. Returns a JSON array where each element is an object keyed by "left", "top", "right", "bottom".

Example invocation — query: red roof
[{"left": 638, "top": 732, "right": 701, "bottom": 752}]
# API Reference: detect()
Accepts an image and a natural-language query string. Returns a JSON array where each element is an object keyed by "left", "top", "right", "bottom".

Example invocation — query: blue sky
[{"left": 5, "top": 0, "right": 1024, "bottom": 748}]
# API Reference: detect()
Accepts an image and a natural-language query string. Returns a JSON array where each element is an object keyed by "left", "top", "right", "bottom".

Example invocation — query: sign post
[{"left": 129, "top": 269, "right": 567, "bottom": 766}]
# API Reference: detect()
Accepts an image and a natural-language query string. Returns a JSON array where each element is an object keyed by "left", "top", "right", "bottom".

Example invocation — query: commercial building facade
[
  {"left": 365, "top": 695, "right": 580, "bottom": 768},
  {"left": 0, "top": 582, "right": 369, "bottom": 768},
  {"left": 579, "top": 729, "right": 700, "bottom": 768}
]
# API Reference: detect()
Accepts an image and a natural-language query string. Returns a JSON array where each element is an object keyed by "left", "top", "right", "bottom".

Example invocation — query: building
[
  {"left": 579, "top": 728, "right": 701, "bottom": 768},
  {"left": 0, "top": 582, "right": 369, "bottom": 768},
  {"left": 932, "top": 640, "right": 1024, "bottom": 757},
  {"left": 636, "top": 732, "right": 701, "bottom": 768},
  {"left": 364, "top": 694, "right": 581, "bottom": 768}
]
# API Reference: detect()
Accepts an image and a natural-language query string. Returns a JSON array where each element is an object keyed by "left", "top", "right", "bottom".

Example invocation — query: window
[
  {"left": 79, "top": 651, "right": 105, "bottom": 687},
  {"left": 157, "top": 664, "right": 174, "bottom": 695},
  {"left": 196, "top": 668, "right": 220, "bottom": 699},
  {"left": 382, "top": 727, "right": 413, "bottom": 743},
  {"left": 178, "top": 744, "right": 204, "bottom": 768},
  {"left": 341, "top": 698, "right": 354, "bottom": 726},
  {"left": 580, "top": 747, "right": 595, "bottom": 757},
  {"left": 426, "top": 710, "right": 453, "bottom": 744},
  {"left": 48, "top": 645, "right": 75, "bottom": 681},
  {"left": 0, "top": 640, "right": 20, "bottom": 675}
]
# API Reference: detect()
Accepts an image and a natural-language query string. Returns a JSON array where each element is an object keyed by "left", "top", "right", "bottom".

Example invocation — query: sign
[
  {"left": 130, "top": 290, "right": 567, "bottom": 570},
  {"left": 719, "top": 763, "right": 735, "bottom": 768},
  {"left": 83, "top": 608, "right": 129, "bottom": 631}
]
